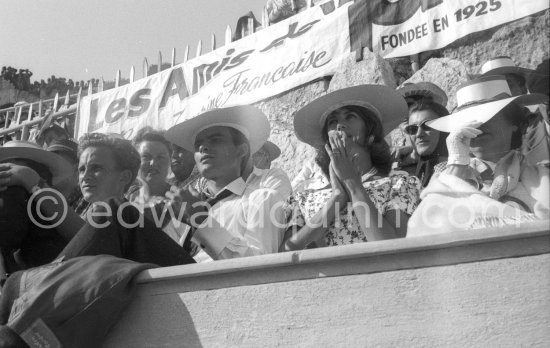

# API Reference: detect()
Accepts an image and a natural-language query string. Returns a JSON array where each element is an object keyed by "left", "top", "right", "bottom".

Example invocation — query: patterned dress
[{"left": 286, "top": 162, "right": 421, "bottom": 246}]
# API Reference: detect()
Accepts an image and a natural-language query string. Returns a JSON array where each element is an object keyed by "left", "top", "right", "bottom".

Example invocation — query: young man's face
[{"left": 193, "top": 126, "right": 244, "bottom": 180}]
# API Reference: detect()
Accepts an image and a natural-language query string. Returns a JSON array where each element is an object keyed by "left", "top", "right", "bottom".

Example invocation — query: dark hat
[{"left": 47, "top": 139, "right": 79, "bottom": 162}]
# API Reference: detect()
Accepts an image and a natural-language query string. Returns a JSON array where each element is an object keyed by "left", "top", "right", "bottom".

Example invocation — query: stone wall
[{"left": 254, "top": 10, "right": 549, "bottom": 181}]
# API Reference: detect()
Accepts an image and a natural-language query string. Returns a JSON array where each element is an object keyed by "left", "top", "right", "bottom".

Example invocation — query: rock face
[
  {"left": 400, "top": 58, "right": 470, "bottom": 111},
  {"left": 253, "top": 10, "right": 549, "bottom": 182}
]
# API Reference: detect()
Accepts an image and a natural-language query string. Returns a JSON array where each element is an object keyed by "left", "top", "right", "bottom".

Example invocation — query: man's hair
[
  {"left": 408, "top": 99, "right": 450, "bottom": 118},
  {"left": 78, "top": 133, "right": 141, "bottom": 191},
  {"left": 132, "top": 127, "right": 172, "bottom": 155}
]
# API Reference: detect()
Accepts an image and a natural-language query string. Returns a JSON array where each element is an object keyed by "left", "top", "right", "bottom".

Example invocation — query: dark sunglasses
[{"left": 404, "top": 120, "right": 431, "bottom": 135}]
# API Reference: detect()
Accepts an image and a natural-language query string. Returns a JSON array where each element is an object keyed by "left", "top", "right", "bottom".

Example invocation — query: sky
[{"left": 0, "top": 0, "right": 265, "bottom": 82}]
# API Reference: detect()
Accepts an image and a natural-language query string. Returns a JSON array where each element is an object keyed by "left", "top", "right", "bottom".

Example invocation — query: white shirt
[{"left": 192, "top": 167, "right": 292, "bottom": 260}]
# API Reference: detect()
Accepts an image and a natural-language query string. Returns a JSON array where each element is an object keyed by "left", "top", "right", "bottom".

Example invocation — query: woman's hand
[
  {"left": 326, "top": 131, "right": 361, "bottom": 183},
  {"left": 0, "top": 163, "right": 40, "bottom": 192}
]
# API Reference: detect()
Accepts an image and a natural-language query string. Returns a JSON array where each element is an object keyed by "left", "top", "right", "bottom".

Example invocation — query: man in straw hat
[
  {"left": 481, "top": 56, "right": 550, "bottom": 165},
  {"left": 165, "top": 105, "right": 291, "bottom": 260},
  {"left": 408, "top": 75, "right": 549, "bottom": 236},
  {"left": 0, "top": 141, "right": 74, "bottom": 274}
]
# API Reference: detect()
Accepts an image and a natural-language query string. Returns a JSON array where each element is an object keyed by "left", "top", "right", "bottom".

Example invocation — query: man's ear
[{"left": 236, "top": 142, "right": 250, "bottom": 160}]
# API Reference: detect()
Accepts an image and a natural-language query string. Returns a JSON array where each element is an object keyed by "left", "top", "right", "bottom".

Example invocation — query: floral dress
[{"left": 286, "top": 162, "right": 422, "bottom": 246}]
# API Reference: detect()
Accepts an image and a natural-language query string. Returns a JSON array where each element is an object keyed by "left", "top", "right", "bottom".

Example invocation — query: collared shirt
[{"left": 192, "top": 167, "right": 292, "bottom": 260}]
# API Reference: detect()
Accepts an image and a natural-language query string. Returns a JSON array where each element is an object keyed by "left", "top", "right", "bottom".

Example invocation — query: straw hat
[
  {"left": 0, "top": 140, "right": 72, "bottom": 185},
  {"left": 480, "top": 56, "right": 533, "bottom": 78},
  {"left": 293, "top": 85, "right": 408, "bottom": 147},
  {"left": 166, "top": 105, "right": 270, "bottom": 153},
  {"left": 396, "top": 81, "right": 448, "bottom": 107},
  {"left": 428, "top": 75, "right": 547, "bottom": 133}
]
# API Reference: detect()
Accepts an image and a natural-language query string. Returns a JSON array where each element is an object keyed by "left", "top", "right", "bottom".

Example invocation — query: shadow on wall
[{"left": 103, "top": 293, "right": 204, "bottom": 348}]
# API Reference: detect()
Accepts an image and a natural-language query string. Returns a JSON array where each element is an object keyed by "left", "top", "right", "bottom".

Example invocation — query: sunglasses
[{"left": 404, "top": 120, "right": 431, "bottom": 135}]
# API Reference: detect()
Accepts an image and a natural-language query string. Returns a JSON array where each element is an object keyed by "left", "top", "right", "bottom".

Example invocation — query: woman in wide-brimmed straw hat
[
  {"left": 408, "top": 75, "right": 550, "bottom": 237},
  {"left": 283, "top": 85, "right": 422, "bottom": 250}
]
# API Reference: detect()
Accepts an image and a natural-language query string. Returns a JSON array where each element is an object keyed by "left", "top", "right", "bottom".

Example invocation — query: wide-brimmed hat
[
  {"left": 260, "top": 141, "right": 281, "bottom": 161},
  {"left": 166, "top": 105, "right": 270, "bottom": 153},
  {"left": 294, "top": 85, "right": 408, "bottom": 147},
  {"left": 428, "top": 75, "right": 548, "bottom": 133},
  {"left": 0, "top": 140, "right": 73, "bottom": 185},
  {"left": 397, "top": 81, "right": 448, "bottom": 107},
  {"left": 480, "top": 56, "right": 533, "bottom": 78}
]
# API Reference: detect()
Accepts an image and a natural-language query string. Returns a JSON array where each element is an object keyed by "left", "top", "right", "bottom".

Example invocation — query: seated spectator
[
  {"left": 284, "top": 85, "right": 422, "bottom": 250},
  {"left": 481, "top": 56, "right": 549, "bottom": 165},
  {"left": 128, "top": 127, "right": 172, "bottom": 202},
  {"left": 128, "top": 127, "right": 197, "bottom": 248},
  {"left": 408, "top": 75, "right": 549, "bottom": 236},
  {"left": 165, "top": 105, "right": 292, "bottom": 260},
  {"left": 252, "top": 140, "right": 281, "bottom": 169},
  {"left": 0, "top": 141, "right": 73, "bottom": 272},
  {"left": 403, "top": 100, "right": 449, "bottom": 187},
  {"left": 387, "top": 82, "right": 448, "bottom": 172},
  {"left": 168, "top": 143, "right": 200, "bottom": 189}
]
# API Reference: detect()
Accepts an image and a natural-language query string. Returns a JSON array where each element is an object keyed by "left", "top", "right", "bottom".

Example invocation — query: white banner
[
  {"left": 372, "top": 0, "right": 549, "bottom": 58},
  {"left": 77, "top": 4, "right": 351, "bottom": 139}
]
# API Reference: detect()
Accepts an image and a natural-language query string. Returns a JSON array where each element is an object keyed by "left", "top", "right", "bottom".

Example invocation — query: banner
[
  {"left": 77, "top": 3, "right": 351, "bottom": 139},
  {"left": 77, "top": 0, "right": 548, "bottom": 139},
  {"left": 369, "top": 0, "right": 549, "bottom": 58}
]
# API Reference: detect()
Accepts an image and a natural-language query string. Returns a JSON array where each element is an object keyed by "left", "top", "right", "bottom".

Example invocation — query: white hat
[
  {"left": 294, "top": 85, "right": 408, "bottom": 147},
  {"left": 166, "top": 105, "right": 270, "bottom": 153},
  {"left": 428, "top": 75, "right": 547, "bottom": 133},
  {"left": 396, "top": 81, "right": 448, "bottom": 107},
  {"left": 480, "top": 56, "right": 533, "bottom": 78},
  {"left": 0, "top": 140, "right": 72, "bottom": 185}
]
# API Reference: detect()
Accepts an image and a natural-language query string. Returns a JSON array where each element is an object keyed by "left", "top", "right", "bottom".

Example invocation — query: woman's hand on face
[
  {"left": 0, "top": 163, "right": 40, "bottom": 192},
  {"left": 325, "top": 142, "right": 360, "bottom": 183}
]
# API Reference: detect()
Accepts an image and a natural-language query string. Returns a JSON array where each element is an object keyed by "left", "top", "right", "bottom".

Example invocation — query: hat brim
[
  {"left": 481, "top": 66, "right": 533, "bottom": 79},
  {"left": 428, "top": 93, "right": 548, "bottom": 132},
  {"left": 294, "top": 85, "right": 408, "bottom": 147},
  {"left": 0, "top": 147, "right": 73, "bottom": 185},
  {"left": 262, "top": 141, "right": 281, "bottom": 161},
  {"left": 166, "top": 105, "right": 270, "bottom": 154}
]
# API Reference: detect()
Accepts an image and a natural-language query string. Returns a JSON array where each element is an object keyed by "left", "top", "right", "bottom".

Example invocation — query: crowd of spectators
[{"left": 0, "top": 56, "right": 548, "bottom": 345}]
